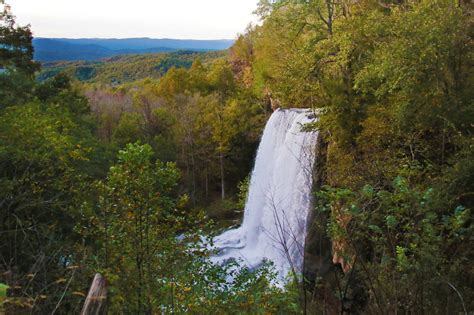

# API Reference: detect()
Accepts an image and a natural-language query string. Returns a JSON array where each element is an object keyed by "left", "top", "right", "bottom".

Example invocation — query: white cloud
[{"left": 7, "top": 0, "right": 259, "bottom": 39}]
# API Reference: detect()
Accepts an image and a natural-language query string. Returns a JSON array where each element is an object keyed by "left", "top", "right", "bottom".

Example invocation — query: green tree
[
  {"left": 93, "top": 143, "right": 182, "bottom": 313},
  {"left": 0, "top": 102, "right": 100, "bottom": 312},
  {"left": 0, "top": 1, "right": 39, "bottom": 106}
]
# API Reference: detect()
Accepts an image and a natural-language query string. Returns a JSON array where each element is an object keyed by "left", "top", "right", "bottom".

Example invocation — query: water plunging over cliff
[{"left": 213, "top": 108, "right": 318, "bottom": 280}]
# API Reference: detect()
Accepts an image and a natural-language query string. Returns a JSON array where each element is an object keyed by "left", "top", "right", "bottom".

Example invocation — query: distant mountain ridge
[{"left": 33, "top": 38, "right": 234, "bottom": 62}]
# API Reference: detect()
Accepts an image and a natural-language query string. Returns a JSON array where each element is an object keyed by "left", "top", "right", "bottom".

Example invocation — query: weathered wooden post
[{"left": 81, "top": 273, "right": 108, "bottom": 315}]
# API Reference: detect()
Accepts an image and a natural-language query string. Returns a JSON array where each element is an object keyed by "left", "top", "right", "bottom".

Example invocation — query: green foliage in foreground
[
  {"left": 317, "top": 177, "right": 472, "bottom": 313},
  {"left": 79, "top": 143, "right": 301, "bottom": 314}
]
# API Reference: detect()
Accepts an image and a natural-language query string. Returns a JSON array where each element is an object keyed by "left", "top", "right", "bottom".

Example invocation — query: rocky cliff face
[
  {"left": 303, "top": 134, "right": 338, "bottom": 312},
  {"left": 304, "top": 135, "right": 367, "bottom": 314}
]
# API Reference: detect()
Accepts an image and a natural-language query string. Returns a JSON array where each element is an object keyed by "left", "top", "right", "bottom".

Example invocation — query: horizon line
[{"left": 33, "top": 36, "right": 236, "bottom": 41}]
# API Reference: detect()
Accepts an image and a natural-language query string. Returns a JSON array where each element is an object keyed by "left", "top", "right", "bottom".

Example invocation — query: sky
[{"left": 7, "top": 0, "right": 260, "bottom": 39}]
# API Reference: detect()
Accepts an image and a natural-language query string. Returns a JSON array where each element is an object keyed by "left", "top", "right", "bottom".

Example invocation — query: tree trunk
[
  {"left": 205, "top": 166, "right": 209, "bottom": 199},
  {"left": 81, "top": 273, "right": 108, "bottom": 315},
  {"left": 191, "top": 145, "right": 196, "bottom": 204},
  {"left": 220, "top": 152, "right": 225, "bottom": 199}
]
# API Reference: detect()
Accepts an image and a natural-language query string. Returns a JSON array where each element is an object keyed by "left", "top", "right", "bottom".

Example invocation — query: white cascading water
[{"left": 213, "top": 108, "right": 318, "bottom": 280}]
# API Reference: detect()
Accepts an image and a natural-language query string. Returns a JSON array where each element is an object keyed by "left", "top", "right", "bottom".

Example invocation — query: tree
[
  {"left": 0, "top": 1, "right": 39, "bottom": 106},
  {"left": 92, "top": 143, "right": 182, "bottom": 313},
  {"left": 0, "top": 101, "right": 100, "bottom": 312}
]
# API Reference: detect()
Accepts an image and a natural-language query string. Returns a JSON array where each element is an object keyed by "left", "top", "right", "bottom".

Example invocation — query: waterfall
[{"left": 213, "top": 108, "right": 318, "bottom": 280}]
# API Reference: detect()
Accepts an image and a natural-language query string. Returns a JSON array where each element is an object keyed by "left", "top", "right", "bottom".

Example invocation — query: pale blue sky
[{"left": 8, "top": 0, "right": 259, "bottom": 39}]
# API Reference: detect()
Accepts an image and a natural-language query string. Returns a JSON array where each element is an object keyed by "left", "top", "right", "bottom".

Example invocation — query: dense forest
[
  {"left": 1, "top": 0, "right": 473, "bottom": 314},
  {"left": 37, "top": 50, "right": 227, "bottom": 83}
]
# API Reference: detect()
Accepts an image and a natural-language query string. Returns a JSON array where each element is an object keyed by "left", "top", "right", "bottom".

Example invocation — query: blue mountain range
[{"left": 33, "top": 37, "right": 234, "bottom": 62}]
